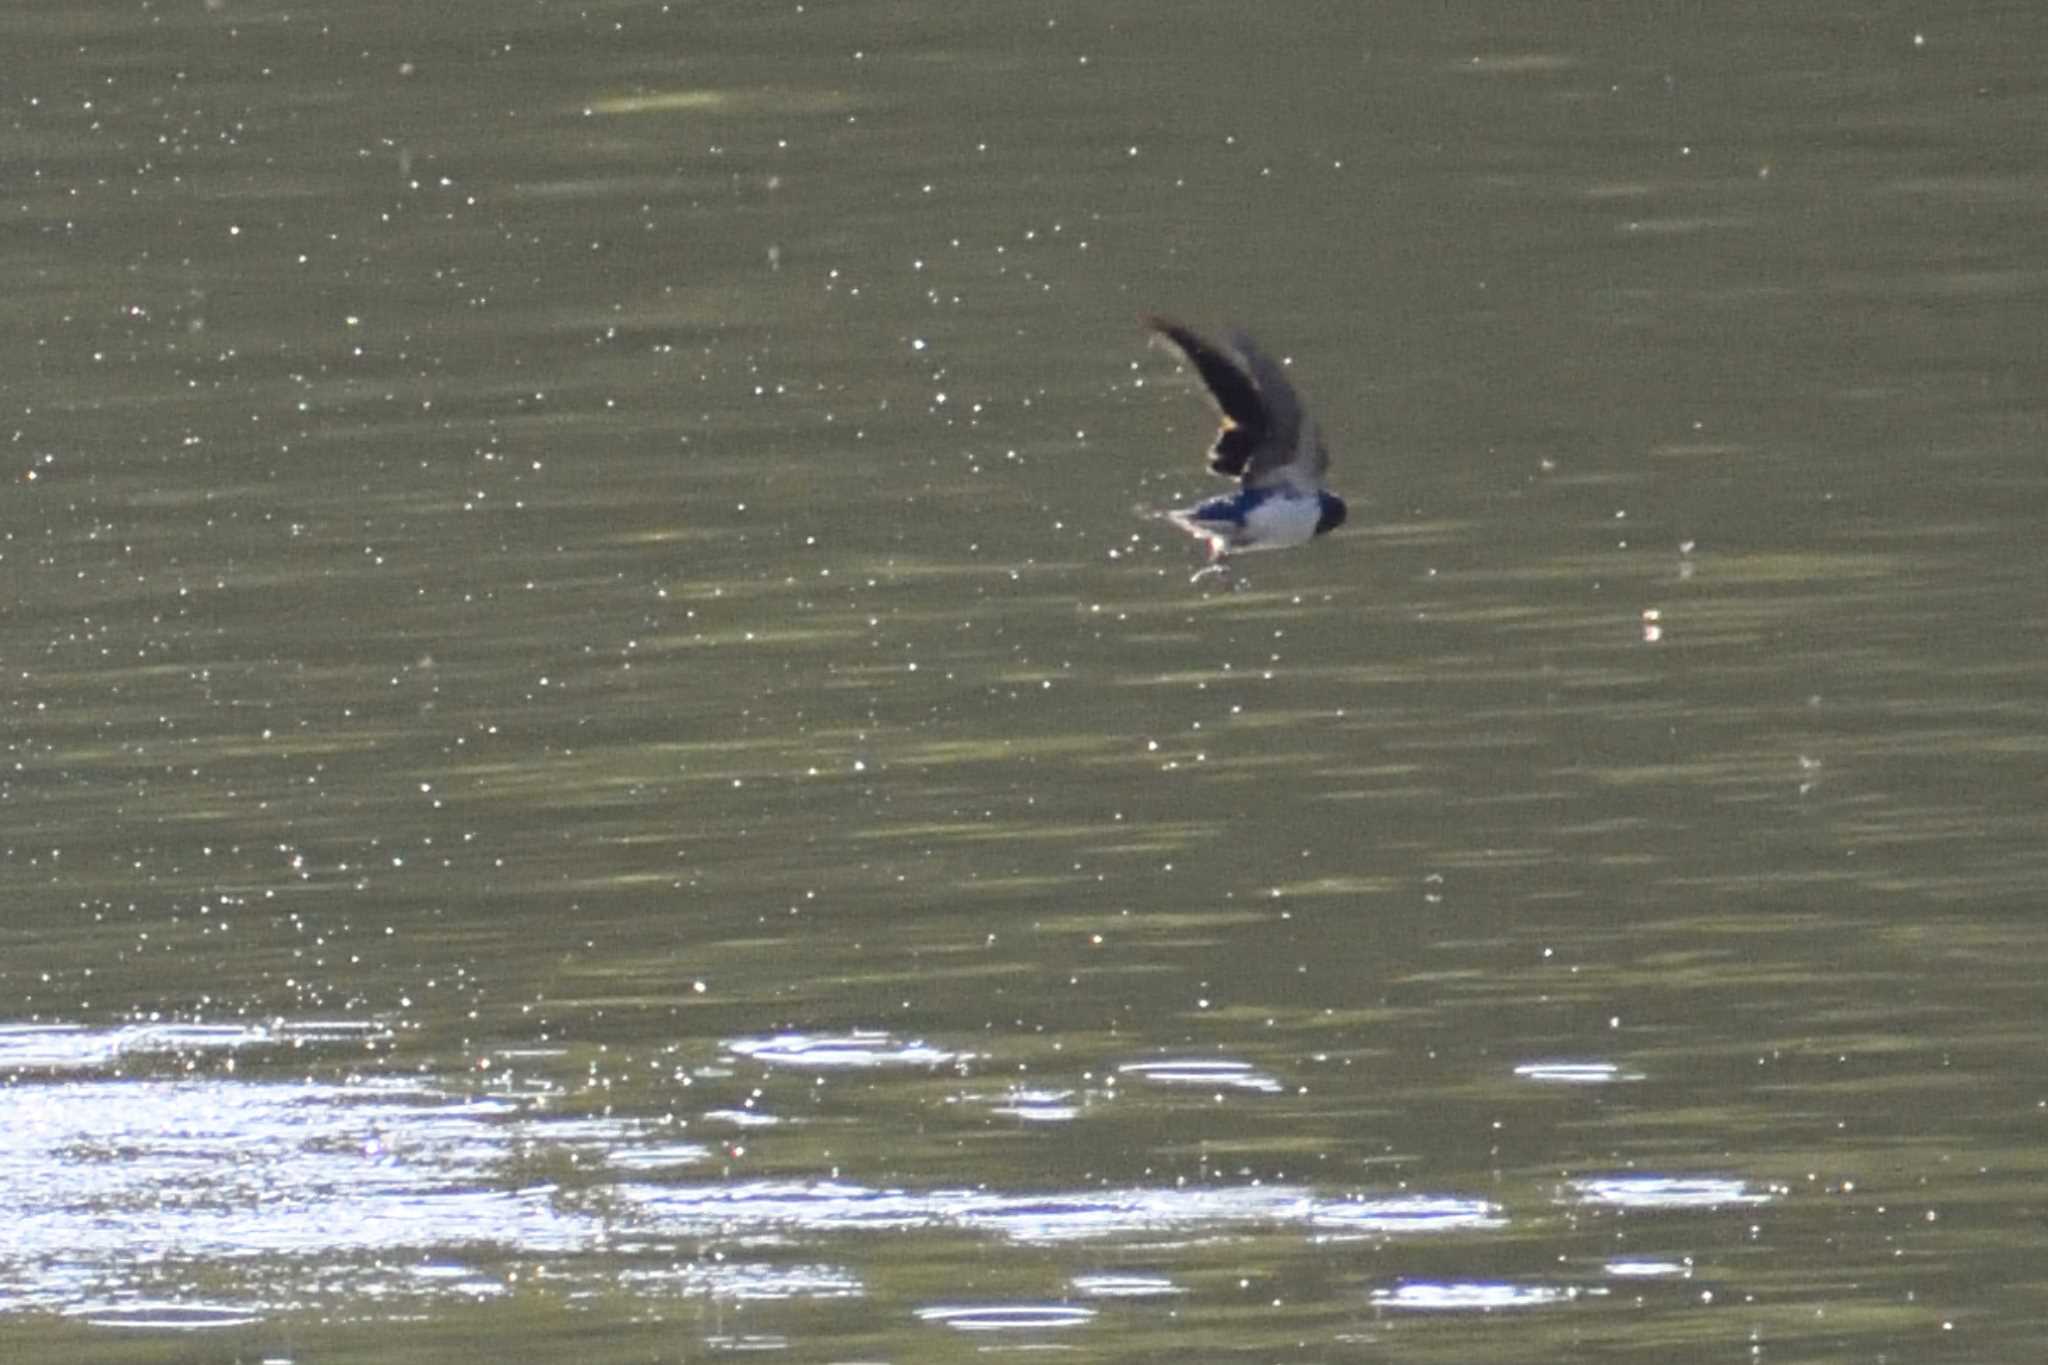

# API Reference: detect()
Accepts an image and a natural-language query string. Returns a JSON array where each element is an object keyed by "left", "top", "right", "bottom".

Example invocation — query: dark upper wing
[
  {"left": 1226, "top": 330, "right": 1314, "bottom": 489},
  {"left": 1145, "top": 316, "right": 1270, "bottom": 479}
]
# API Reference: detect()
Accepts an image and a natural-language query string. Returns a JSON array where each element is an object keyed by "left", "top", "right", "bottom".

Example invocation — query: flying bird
[{"left": 1144, "top": 316, "right": 1346, "bottom": 571}]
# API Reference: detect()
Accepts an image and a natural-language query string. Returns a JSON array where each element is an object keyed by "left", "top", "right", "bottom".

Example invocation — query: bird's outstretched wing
[
  {"left": 1145, "top": 316, "right": 1270, "bottom": 480},
  {"left": 1222, "top": 329, "right": 1314, "bottom": 489}
]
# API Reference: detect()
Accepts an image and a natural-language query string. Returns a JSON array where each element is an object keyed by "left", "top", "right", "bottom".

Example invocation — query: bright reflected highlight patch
[
  {"left": 1071, "top": 1273, "right": 1185, "bottom": 1299},
  {"left": 64, "top": 1301, "right": 266, "bottom": 1330},
  {"left": 1606, "top": 1258, "right": 1692, "bottom": 1278},
  {"left": 724, "top": 1031, "right": 960, "bottom": 1068},
  {"left": 1371, "top": 1282, "right": 1602, "bottom": 1311},
  {"left": 1513, "top": 1060, "right": 1643, "bottom": 1084},
  {"left": 623, "top": 1181, "right": 1497, "bottom": 1245},
  {"left": 916, "top": 1303, "right": 1098, "bottom": 1331},
  {"left": 619, "top": 1261, "right": 862, "bottom": 1302},
  {"left": 1569, "top": 1176, "right": 1772, "bottom": 1209},
  {"left": 1311, "top": 1195, "right": 1507, "bottom": 1236},
  {"left": 607, "top": 1143, "right": 714, "bottom": 1171},
  {"left": 1116, "top": 1058, "right": 1284, "bottom": 1093},
  {"left": 0, "top": 1021, "right": 389, "bottom": 1073},
  {"left": 985, "top": 1087, "right": 1080, "bottom": 1121}
]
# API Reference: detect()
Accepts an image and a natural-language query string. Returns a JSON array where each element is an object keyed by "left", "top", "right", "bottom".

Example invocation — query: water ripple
[
  {"left": 1115, "top": 1058, "right": 1286, "bottom": 1094},
  {"left": 63, "top": 1300, "right": 267, "bottom": 1330},
  {"left": 1513, "top": 1059, "right": 1644, "bottom": 1085},
  {"left": 1310, "top": 1195, "right": 1509, "bottom": 1236},
  {"left": 1371, "top": 1281, "right": 1605, "bottom": 1311},
  {"left": 1070, "top": 1272, "right": 1185, "bottom": 1299},
  {"left": 1568, "top": 1176, "right": 1774, "bottom": 1209},
  {"left": 0, "top": 1020, "right": 389, "bottom": 1074},
  {"left": 916, "top": 1303, "right": 1098, "bottom": 1331},
  {"left": 724, "top": 1031, "right": 963, "bottom": 1069},
  {"left": 624, "top": 1181, "right": 1500, "bottom": 1245}
]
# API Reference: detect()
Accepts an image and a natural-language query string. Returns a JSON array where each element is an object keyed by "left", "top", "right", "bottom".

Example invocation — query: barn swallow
[{"left": 1146, "top": 317, "right": 1346, "bottom": 569}]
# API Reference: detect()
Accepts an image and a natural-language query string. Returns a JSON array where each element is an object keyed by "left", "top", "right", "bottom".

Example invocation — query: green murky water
[{"left": 6, "top": 2, "right": 2047, "bottom": 1359}]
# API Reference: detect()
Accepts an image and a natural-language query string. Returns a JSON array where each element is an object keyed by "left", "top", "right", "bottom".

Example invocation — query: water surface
[{"left": 5, "top": 1, "right": 2047, "bottom": 1359}]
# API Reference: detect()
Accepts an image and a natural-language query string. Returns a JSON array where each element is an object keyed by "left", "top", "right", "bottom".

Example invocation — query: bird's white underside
[{"left": 1168, "top": 491, "right": 1322, "bottom": 557}]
